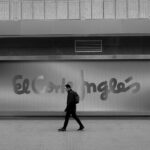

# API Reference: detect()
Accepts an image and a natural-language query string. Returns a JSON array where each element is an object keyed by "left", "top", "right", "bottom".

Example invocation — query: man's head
[{"left": 65, "top": 84, "right": 71, "bottom": 92}]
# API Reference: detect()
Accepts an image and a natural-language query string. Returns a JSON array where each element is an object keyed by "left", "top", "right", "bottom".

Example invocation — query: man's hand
[{"left": 64, "top": 108, "right": 67, "bottom": 112}]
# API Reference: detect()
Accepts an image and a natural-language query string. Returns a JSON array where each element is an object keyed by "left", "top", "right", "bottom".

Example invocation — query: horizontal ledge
[
  {"left": 0, "top": 111, "right": 150, "bottom": 117},
  {"left": 1, "top": 33, "right": 150, "bottom": 37},
  {"left": 0, "top": 19, "right": 150, "bottom": 36},
  {"left": 0, "top": 55, "right": 150, "bottom": 61}
]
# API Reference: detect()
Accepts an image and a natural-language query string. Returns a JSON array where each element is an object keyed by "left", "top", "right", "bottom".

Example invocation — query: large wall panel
[
  {"left": 10, "top": 0, "right": 21, "bottom": 20},
  {"left": 33, "top": 0, "right": 44, "bottom": 19},
  {"left": 68, "top": 0, "right": 79, "bottom": 19},
  {"left": 0, "top": 60, "right": 149, "bottom": 116},
  {"left": 22, "top": 0, "right": 33, "bottom": 20},
  {"left": 45, "top": 0, "right": 57, "bottom": 19},
  {"left": 0, "top": 0, "right": 9, "bottom": 20},
  {"left": 128, "top": 0, "right": 139, "bottom": 18},
  {"left": 116, "top": 0, "right": 127, "bottom": 19},
  {"left": 104, "top": 0, "right": 115, "bottom": 19},
  {"left": 57, "top": 0, "right": 68, "bottom": 19},
  {"left": 92, "top": 0, "right": 103, "bottom": 19}
]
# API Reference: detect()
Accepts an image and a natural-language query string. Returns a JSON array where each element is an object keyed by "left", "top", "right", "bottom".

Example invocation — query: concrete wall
[{"left": 0, "top": 0, "right": 150, "bottom": 20}]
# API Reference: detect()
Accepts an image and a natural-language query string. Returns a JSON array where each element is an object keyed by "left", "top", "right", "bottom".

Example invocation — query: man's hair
[{"left": 65, "top": 84, "right": 71, "bottom": 89}]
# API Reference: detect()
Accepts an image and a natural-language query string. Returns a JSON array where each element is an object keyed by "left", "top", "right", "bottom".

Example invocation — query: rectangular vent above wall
[{"left": 75, "top": 40, "right": 102, "bottom": 53}]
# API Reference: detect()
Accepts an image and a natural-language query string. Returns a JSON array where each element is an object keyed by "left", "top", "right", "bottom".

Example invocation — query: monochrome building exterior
[{"left": 0, "top": 0, "right": 150, "bottom": 116}]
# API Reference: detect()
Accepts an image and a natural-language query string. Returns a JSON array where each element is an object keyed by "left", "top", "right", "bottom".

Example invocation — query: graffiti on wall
[{"left": 13, "top": 70, "right": 140, "bottom": 101}]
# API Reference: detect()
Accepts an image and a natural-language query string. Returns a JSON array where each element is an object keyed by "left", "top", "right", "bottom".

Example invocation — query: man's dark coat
[{"left": 65, "top": 90, "right": 77, "bottom": 112}]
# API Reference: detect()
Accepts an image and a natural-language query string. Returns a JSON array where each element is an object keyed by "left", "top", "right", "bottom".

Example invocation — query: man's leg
[
  {"left": 58, "top": 111, "right": 70, "bottom": 131},
  {"left": 72, "top": 111, "right": 84, "bottom": 130},
  {"left": 63, "top": 111, "right": 70, "bottom": 129}
]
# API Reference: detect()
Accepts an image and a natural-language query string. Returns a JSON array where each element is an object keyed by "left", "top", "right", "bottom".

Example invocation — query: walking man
[{"left": 58, "top": 84, "right": 84, "bottom": 131}]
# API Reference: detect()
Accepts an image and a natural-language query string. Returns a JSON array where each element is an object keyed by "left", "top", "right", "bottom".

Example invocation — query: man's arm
[{"left": 64, "top": 92, "right": 75, "bottom": 112}]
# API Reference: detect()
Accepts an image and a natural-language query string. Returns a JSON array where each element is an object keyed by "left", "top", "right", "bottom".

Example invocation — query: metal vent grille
[{"left": 75, "top": 40, "right": 102, "bottom": 53}]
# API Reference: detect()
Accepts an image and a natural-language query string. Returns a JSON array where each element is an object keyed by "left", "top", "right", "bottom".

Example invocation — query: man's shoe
[
  {"left": 77, "top": 126, "right": 84, "bottom": 131},
  {"left": 58, "top": 128, "right": 66, "bottom": 131}
]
